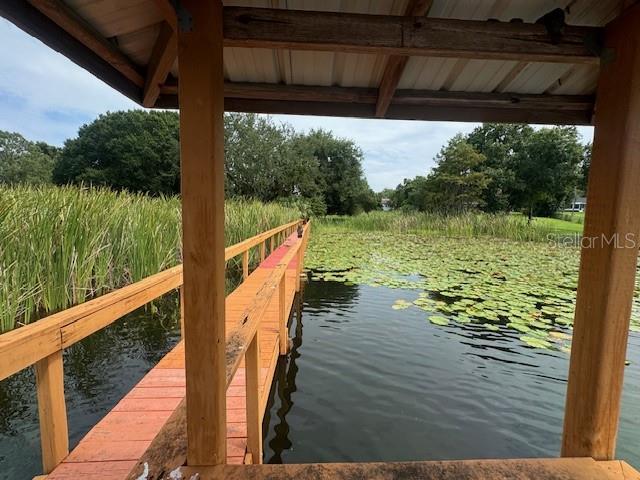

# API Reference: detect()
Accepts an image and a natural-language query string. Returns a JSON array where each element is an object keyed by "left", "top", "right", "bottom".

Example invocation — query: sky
[{"left": 0, "top": 18, "right": 594, "bottom": 192}]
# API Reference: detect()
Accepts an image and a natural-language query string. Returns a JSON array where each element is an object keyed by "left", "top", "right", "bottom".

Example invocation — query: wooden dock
[{"left": 45, "top": 231, "right": 304, "bottom": 480}]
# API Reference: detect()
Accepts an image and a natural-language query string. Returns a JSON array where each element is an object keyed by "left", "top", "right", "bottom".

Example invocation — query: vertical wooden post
[
  {"left": 179, "top": 285, "right": 185, "bottom": 339},
  {"left": 242, "top": 249, "right": 249, "bottom": 281},
  {"left": 279, "top": 274, "right": 288, "bottom": 355},
  {"left": 295, "top": 248, "right": 302, "bottom": 293},
  {"left": 562, "top": 5, "right": 640, "bottom": 460},
  {"left": 178, "top": 0, "right": 226, "bottom": 466},
  {"left": 270, "top": 236, "right": 274, "bottom": 253},
  {"left": 260, "top": 241, "right": 266, "bottom": 263},
  {"left": 245, "top": 331, "right": 263, "bottom": 464},
  {"left": 35, "top": 351, "right": 68, "bottom": 473}
]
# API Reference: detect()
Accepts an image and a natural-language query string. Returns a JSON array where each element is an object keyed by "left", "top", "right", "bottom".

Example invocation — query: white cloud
[{"left": 0, "top": 18, "right": 595, "bottom": 191}]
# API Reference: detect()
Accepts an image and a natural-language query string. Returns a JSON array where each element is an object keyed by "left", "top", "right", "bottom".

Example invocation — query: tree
[
  {"left": 0, "top": 131, "right": 55, "bottom": 185},
  {"left": 512, "top": 126, "right": 583, "bottom": 219},
  {"left": 466, "top": 123, "right": 534, "bottom": 212},
  {"left": 224, "top": 113, "right": 325, "bottom": 213},
  {"left": 293, "top": 129, "right": 376, "bottom": 215},
  {"left": 54, "top": 110, "right": 180, "bottom": 195},
  {"left": 579, "top": 143, "right": 591, "bottom": 193},
  {"left": 422, "top": 135, "right": 490, "bottom": 212}
]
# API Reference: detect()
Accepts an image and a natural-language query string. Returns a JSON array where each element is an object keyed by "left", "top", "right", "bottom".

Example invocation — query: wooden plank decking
[{"left": 46, "top": 232, "right": 302, "bottom": 480}]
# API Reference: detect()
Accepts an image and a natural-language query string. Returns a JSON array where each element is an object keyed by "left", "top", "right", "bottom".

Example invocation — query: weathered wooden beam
[
  {"left": 155, "top": 82, "right": 594, "bottom": 124},
  {"left": 178, "top": 0, "right": 227, "bottom": 467},
  {"left": 0, "top": 0, "right": 142, "bottom": 103},
  {"left": 151, "top": 0, "right": 177, "bottom": 31},
  {"left": 375, "top": 0, "right": 433, "bottom": 117},
  {"left": 177, "top": 457, "right": 616, "bottom": 480},
  {"left": 143, "top": 21, "right": 177, "bottom": 108},
  {"left": 562, "top": 3, "right": 640, "bottom": 460},
  {"left": 224, "top": 7, "right": 601, "bottom": 64},
  {"left": 26, "top": 0, "right": 145, "bottom": 87}
]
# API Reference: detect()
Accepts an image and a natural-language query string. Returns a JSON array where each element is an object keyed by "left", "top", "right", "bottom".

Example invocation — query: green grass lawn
[{"left": 533, "top": 216, "right": 584, "bottom": 234}]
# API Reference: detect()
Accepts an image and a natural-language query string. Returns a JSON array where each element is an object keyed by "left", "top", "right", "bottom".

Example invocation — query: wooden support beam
[
  {"left": 151, "top": 0, "right": 177, "bottom": 31},
  {"left": 155, "top": 82, "right": 594, "bottom": 125},
  {"left": 178, "top": 0, "right": 226, "bottom": 467},
  {"left": 35, "top": 351, "right": 68, "bottom": 473},
  {"left": 562, "top": 3, "right": 640, "bottom": 460},
  {"left": 245, "top": 331, "right": 263, "bottom": 464},
  {"left": 260, "top": 242, "right": 266, "bottom": 263},
  {"left": 375, "top": 0, "right": 433, "bottom": 117},
  {"left": 143, "top": 21, "right": 177, "bottom": 108},
  {"left": 224, "top": 7, "right": 601, "bottom": 64},
  {"left": 25, "top": 0, "right": 144, "bottom": 87}
]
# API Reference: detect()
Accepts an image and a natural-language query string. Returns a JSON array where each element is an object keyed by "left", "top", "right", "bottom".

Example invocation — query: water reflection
[
  {"left": 263, "top": 278, "right": 640, "bottom": 466},
  {"left": 0, "top": 294, "right": 181, "bottom": 480}
]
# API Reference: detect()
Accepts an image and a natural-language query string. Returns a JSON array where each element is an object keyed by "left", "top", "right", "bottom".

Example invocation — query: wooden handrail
[
  {"left": 0, "top": 219, "right": 301, "bottom": 382},
  {"left": 126, "top": 221, "right": 311, "bottom": 478},
  {"left": 0, "top": 219, "right": 303, "bottom": 474}
]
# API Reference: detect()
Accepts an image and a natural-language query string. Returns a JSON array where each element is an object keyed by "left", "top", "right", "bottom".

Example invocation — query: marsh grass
[
  {"left": 0, "top": 185, "right": 300, "bottom": 332},
  {"left": 315, "top": 211, "right": 560, "bottom": 242}
]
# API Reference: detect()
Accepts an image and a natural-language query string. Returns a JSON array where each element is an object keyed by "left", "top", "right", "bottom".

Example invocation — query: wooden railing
[
  {"left": 0, "top": 219, "right": 303, "bottom": 474},
  {"left": 127, "top": 220, "right": 311, "bottom": 477}
]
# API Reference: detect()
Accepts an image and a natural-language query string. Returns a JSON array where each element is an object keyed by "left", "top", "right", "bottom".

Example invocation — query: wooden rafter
[
  {"left": 375, "top": 0, "right": 433, "bottom": 118},
  {"left": 143, "top": 21, "right": 177, "bottom": 108},
  {"left": 155, "top": 82, "right": 594, "bottom": 125},
  {"left": 25, "top": 0, "right": 144, "bottom": 87},
  {"left": 224, "top": 7, "right": 601, "bottom": 65}
]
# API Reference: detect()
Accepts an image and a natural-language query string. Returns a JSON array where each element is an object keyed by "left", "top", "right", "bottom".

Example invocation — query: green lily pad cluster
[{"left": 306, "top": 232, "right": 640, "bottom": 351}]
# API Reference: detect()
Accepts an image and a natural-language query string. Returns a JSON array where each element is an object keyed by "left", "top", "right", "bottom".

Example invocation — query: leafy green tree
[
  {"left": 54, "top": 110, "right": 180, "bottom": 195},
  {"left": 422, "top": 135, "right": 490, "bottom": 212},
  {"left": 0, "top": 131, "right": 55, "bottom": 185},
  {"left": 224, "top": 113, "right": 325, "bottom": 213},
  {"left": 390, "top": 176, "right": 431, "bottom": 211},
  {"left": 579, "top": 143, "right": 591, "bottom": 193},
  {"left": 293, "top": 129, "right": 375, "bottom": 215},
  {"left": 513, "top": 126, "right": 583, "bottom": 219},
  {"left": 466, "top": 123, "right": 534, "bottom": 212}
]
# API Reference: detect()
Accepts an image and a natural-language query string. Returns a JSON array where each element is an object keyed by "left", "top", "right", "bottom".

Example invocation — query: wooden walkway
[{"left": 46, "top": 233, "right": 302, "bottom": 479}]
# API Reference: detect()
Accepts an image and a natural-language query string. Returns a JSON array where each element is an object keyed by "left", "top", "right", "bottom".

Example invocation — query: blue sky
[{"left": 0, "top": 18, "right": 594, "bottom": 191}]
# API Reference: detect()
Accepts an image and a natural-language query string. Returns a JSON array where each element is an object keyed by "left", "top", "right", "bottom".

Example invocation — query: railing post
[
  {"left": 179, "top": 285, "right": 185, "bottom": 339},
  {"left": 279, "top": 274, "right": 288, "bottom": 355},
  {"left": 242, "top": 249, "right": 249, "bottom": 281},
  {"left": 35, "top": 351, "right": 69, "bottom": 474},
  {"left": 260, "top": 241, "right": 265, "bottom": 263},
  {"left": 270, "top": 236, "right": 274, "bottom": 253},
  {"left": 245, "top": 331, "right": 263, "bottom": 464},
  {"left": 296, "top": 248, "right": 302, "bottom": 292}
]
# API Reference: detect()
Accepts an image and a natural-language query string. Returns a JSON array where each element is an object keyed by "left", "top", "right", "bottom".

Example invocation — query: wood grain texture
[
  {"left": 178, "top": 0, "right": 227, "bottom": 466},
  {"left": 223, "top": 7, "right": 600, "bottom": 64},
  {"left": 178, "top": 457, "right": 617, "bottom": 479},
  {"left": 26, "top": 0, "right": 144, "bottom": 86},
  {"left": 35, "top": 351, "right": 68, "bottom": 473},
  {"left": 143, "top": 21, "right": 176, "bottom": 108},
  {"left": 375, "top": 0, "right": 433, "bottom": 117},
  {"left": 245, "top": 332, "right": 262, "bottom": 464},
  {"left": 562, "top": 3, "right": 640, "bottom": 460}
]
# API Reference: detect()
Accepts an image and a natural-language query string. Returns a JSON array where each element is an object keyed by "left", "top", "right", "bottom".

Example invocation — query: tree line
[
  {"left": 0, "top": 111, "right": 378, "bottom": 216},
  {"left": 382, "top": 124, "right": 590, "bottom": 218}
]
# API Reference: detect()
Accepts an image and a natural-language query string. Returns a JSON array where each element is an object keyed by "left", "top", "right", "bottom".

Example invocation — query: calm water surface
[
  {"left": 0, "top": 295, "right": 181, "bottom": 480},
  {"left": 264, "top": 279, "right": 640, "bottom": 465},
  {"left": 3, "top": 279, "right": 639, "bottom": 479}
]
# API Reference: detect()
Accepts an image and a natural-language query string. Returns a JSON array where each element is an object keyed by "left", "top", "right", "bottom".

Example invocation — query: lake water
[
  {"left": 0, "top": 295, "right": 181, "bottom": 480},
  {"left": 264, "top": 278, "right": 640, "bottom": 465},
  {"left": 2, "top": 277, "right": 639, "bottom": 479}
]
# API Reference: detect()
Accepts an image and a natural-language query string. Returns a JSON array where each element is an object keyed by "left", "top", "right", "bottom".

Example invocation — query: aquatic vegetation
[
  {"left": 0, "top": 185, "right": 301, "bottom": 332},
  {"left": 306, "top": 232, "right": 640, "bottom": 351},
  {"left": 315, "top": 211, "right": 578, "bottom": 242}
]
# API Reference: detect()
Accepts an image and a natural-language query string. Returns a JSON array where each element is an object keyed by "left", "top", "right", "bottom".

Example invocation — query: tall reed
[
  {"left": 0, "top": 185, "right": 299, "bottom": 332},
  {"left": 315, "top": 211, "right": 559, "bottom": 242}
]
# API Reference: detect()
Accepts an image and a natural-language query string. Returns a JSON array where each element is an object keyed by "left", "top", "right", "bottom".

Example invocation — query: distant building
[
  {"left": 566, "top": 196, "right": 587, "bottom": 212},
  {"left": 381, "top": 198, "right": 392, "bottom": 211}
]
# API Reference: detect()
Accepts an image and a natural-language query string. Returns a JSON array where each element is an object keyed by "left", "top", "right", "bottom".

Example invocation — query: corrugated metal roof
[{"left": 62, "top": 0, "right": 622, "bottom": 100}]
